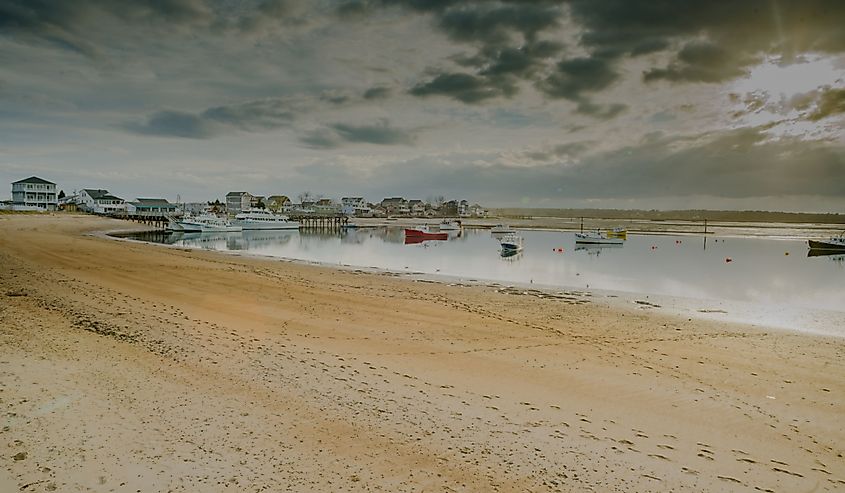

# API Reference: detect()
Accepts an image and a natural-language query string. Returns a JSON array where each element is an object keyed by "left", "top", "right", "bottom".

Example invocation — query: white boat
[
  {"left": 233, "top": 208, "right": 300, "bottom": 230},
  {"left": 178, "top": 213, "right": 241, "bottom": 232},
  {"left": 491, "top": 224, "right": 514, "bottom": 234},
  {"left": 575, "top": 230, "right": 624, "bottom": 245},
  {"left": 500, "top": 233, "right": 524, "bottom": 254},
  {"left": 439, "top": 220, "right": 462, "bottom": 231}
]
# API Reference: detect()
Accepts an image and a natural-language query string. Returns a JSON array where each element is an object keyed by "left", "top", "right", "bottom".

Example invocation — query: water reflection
[{"left": 124, "top": 227, "right": 844, "bottom": 312}]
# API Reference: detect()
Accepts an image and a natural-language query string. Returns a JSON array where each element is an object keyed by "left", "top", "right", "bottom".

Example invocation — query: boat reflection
[
  {"left": 500, "top": 249, "right": 522, "bottom": 260},
  {"left": 807, "top": 249, "right": 845, "bottom": 262},
  {"left": 574, "top": 244, "right": 623, "bottom": 256}
]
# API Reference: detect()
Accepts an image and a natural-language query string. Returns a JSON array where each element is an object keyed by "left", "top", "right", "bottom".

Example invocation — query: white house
[
  {"left": 341, "top": 197, "right": 371, "bottom": 216},
  {"left": 11, "top": 176, "right": 57, "bottom": 210},
  {"left": 79, "top": 189, "right": 125, "bottom": 214}
]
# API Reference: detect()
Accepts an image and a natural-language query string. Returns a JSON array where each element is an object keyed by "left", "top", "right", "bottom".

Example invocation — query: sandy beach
[{"left": 1, "top": 214, "right": 843, "bottom": 492}]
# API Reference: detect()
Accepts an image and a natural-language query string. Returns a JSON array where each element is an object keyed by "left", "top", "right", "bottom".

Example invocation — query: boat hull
[
  {"left": 575, "top": 238, "right": 623, "bottom": 245},
  {"left": 405, "top": 229, "right": 448, "bottom": 240},
  {"left": 234, "top": 221, "right": 300, "bottom": 230},
  {"left": 808, "top": 239, "right": 845, "bottom": 251}
]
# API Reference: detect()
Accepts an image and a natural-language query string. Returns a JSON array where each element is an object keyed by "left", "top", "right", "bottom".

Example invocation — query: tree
[{"left": 58, "top": 190, "right": 65, "bottom": 199}]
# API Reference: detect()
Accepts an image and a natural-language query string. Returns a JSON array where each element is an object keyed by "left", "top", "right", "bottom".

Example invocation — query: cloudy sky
[{"left": 1, "top": 0, "right": 844, "bottom": 211}]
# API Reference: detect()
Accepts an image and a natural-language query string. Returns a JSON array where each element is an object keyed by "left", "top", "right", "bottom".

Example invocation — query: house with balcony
[
  {"left": 341, "top": 197, "right": 372, "bottom": 216},
  {"left": 79, "top": 189, "right": 125, "bottom": 214},
  {"left": 267, "top": 195, "right": 292, "bottom": 212},
  {"left": 407, "top": 199, "right": 426, "bottom": 216},
  {"left": 11, "top": 176, "right": 58, "bottom": 210},
  {"left": 380, "top": 197, "right": 409, "bottom": 216}
]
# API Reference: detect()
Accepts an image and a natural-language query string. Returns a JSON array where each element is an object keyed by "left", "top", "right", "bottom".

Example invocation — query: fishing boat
[
  {"left": 439, "top": 220, "right": 462, "bottom": 231},
  {"left": 233, "top": 208, "right": 299, "bottom": 230},
  {"left": 575, "top": 230, "right": 624, "bottom": 245},
  {"left": 491, "top": 224, "right": 515, "bottom": 234},
  {"left": 404, "top": 228, "right": 448, "bottom": 241},
  {"left": 808, "top": 235, "right": 845, "bottom": 251},
  {"left": 499, "top": 233, "right": 524, "bottom": 254},
  {"left": 177, "top": 213, "right": 241, "bottom": 232}
]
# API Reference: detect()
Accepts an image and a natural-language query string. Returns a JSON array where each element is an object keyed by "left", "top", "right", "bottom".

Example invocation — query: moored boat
[
  {"left": 575, "top": 230, "right": 624, "bottom": 245},
  {"left": 233, "top": 208, "right": 300, "bottom": 230},
  {"left": 404, "top": 228, "right": 448, "bottom": 241},
  {"left": 500, "top": 233, "right": 524, "bottom": 254},
  {"left": 178, "top": 213, "right": 241, "bottom": 232},
  {"left": 808, "top": 235, "right": 845, "bottom": 251},
  {"left": 491, "top": 224, "right": 514, "bottom": 234},
  {"left": 605, "top": 227, "right": 627, "bottom": 239},
  {"left": 439, "top": 220, "right": 462, "bottom": 231}
]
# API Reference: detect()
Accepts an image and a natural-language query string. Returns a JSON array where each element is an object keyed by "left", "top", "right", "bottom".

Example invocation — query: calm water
[{"left": 126, "top": 227, "right": 844, "bottom": 313}]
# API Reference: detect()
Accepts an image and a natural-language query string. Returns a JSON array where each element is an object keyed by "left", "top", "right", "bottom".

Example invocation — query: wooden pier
[
  {"left": 111, "top": 211, "right": 180, "bottom": 229},
  {"left": 289, "top": 214, "right": 349, "bottom": 229}
]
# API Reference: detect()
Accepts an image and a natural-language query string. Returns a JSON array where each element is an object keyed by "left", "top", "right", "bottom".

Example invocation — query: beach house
[
  {"left": 125, "top": 198, "right": 178, "bottom": 215},
  {"left": 79, "top": 189, "right": 125, "bottom": 214},
  {"left": 341, "top": 197, "right": 371, "bottom": 216},
  {"left": 11, "top": 176, "right": 58, "bottom": 210}
]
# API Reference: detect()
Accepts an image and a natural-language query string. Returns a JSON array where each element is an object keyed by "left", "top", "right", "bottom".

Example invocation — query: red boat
[{"left": 404, "top": 228, "right": 448, "bottom": 241}]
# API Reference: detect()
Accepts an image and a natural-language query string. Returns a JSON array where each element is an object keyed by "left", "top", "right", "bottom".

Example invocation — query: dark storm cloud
[
  {"left": 331, "top": 120, "right": 416, "bottom": 145},
  {"left": 644, "top": 41, "right": 755, "bottom": 83},
  {"left": 808, "top": 87, "right": 845, "bottom": 121},
  {"left": 122, "top": 110, "right": 217, "bottom": 139},
  {"left": 363, "top": 86, "right": 391, "bottom": 100},
  {"left": 0, "top": 0, "right": 210, "bottom": 55},
  {"left": 537, "top": 56, "right": 618, "bottom": 101},
  {"left": 435, "top": 3, "right": 562, "bottom": 45},
  {"left": 410, "top": 72, "right": 503, "bottom": 104},
  {"left": 123, "top": 98, "right": 297, "bottom": 138},
  {"left": 346, "top": 126, "right": 844, "bottom": 201},
  {"left": 300, "top": 120, "right": 417, "bottom": 148}
]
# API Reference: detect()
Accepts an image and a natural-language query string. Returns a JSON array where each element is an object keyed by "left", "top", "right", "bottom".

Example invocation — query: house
[
  {"left": 468, "top": 203, "right": 488, "bottom": 217},
  {"left": 251, "top": 195, "right": 266, "bottom": 208},
  {"left": 11, "top": 176, "right": 57, "bottom": 210},
  {"left": 226, "top": 192, "right": 254, "bottom": 214},
  {"left": 458, "top": 199, "right": 470, "bottom": 217},
  {"left": 314, "top": 198, "right": 340, "bottom": 214},
  {"left": 267, "top": 195, "right": 291, "bottom": 212},
  {"left": 58, "top": 193, "right": 80, "bottom": 212},
  {"left": 79, "top": 189, "right": 125, "bottom": 214},
  {"left": 407, "top": 199, "right": 425, "bottom": 216},
  {"left": 125, "top": 198, "right": 178, "bottom": 215},
  {"left": 441, "top": 200, "right": 459, "bottom": 216},
  {"left": 380, "top": 197, "right": 408, "bottom": 215},
  {"left": 341, "top": 197, "right": 371, "bottom": 216}
]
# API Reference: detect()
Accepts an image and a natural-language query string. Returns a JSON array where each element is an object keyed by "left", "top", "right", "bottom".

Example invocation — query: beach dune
[{"left": 1, "top": 214, "right": 843, "bottom": 492}]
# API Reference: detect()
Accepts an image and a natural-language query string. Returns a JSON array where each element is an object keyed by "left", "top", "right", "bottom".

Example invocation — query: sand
[{"left": 1, "top": 214, "right": 843, "bottom": 492}]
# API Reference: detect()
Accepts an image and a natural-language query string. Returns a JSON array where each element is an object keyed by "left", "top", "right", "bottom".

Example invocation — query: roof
[
  {"left": 381, "top": 197, "right": 406, "bottom": 204},
  {"left": 342, "top": 197, "right": 364, "bottom": 201},
  {"left": 134, "top": 198, "right": 173, "bottom": 206},
  {"left": 98, "top": 194, "right": 123, "bottom": 201},
  {"left": 226, "top": 191, "right": 249, "bottom": 197},
  {"left": 82, "top": 189, "right": 110, "bottom": 199},
  {"left": 13, "top": 176, "right": 55, "bottom": 185},
  {"left": 268, "top": 195, "right": 290, "bottom": 202}
]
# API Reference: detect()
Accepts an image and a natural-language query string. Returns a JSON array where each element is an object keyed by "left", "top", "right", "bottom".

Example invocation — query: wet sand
[{"left": 1, "top": 214, "right": 843, "bottom": 492}]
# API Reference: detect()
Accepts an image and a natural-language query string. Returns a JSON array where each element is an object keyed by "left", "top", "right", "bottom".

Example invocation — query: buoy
[
  {"left": 725, "top": 257, "right": 732, "bottom": 263},
  {"left": 651, "top": 245, "right": 657, "bottom": 250},
  {"left": 785, "top": 252, "right": 789, "bottom": 256}
]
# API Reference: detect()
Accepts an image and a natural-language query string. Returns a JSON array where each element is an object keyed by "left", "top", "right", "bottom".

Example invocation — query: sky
[{"left": 1, "top": 0, "right": 844, "bottom": 211}]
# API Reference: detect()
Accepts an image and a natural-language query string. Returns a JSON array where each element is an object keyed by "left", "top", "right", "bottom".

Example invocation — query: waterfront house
[
  {"left": 125, "top": 198, "right": 178, "bottom": 215},
  {"left": 380, "top": 197, "right": 408, "bottom": 216},
  {"left": 314, "top": 198, "right": 340, "bottom": 215},
  {"left": 341, "top": 197, "right": 372, "bottom": 216},
  {"left": 407, "top": 199, "right": 425, "bottom": 216},
  {"left": 11, "top": 176, "right": 58, "bottom": 210},
  {"left": 267, "top": 195, "right": 292, "bottom": 212},
  {"left": 226, "top": 191, "right": 254, "bottom": 214},
  {"left": 79, "top": 189, "right": 125, "bottom": 214}
]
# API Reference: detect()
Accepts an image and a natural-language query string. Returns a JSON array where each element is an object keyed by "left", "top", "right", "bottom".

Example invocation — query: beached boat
[
  {"left": 500, "top": 233, "right": 524, "bottom": 254},
  {"left": 439, "top": 220, "right": 462, "bottom": 231},
  {"left": 575, "top": 230, "right": 624, "bottom": 245},
  {"left": 404, "top": 228, "right": 448, "bottom": 241},
  {"left": 808, "top": 235, "right": 845, "bottom": 251},
  {"left": 178, "top": 213, "right": 241, "bottom": 232},
  {"left": 491, "top": 224, "right": 515, "bottom": 234},
  {"left": 233, "top": 208, "right": 299, "bottom": 230}
]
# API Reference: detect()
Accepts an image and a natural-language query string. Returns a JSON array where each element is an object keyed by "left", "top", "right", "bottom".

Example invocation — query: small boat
[
  {"left": 439, "top": 220, "right": 462, "bottom": 231},
  {"left": 605, "top": 227, "right": 627, "bottom": 239},
  {"left": 500, "top": 233, "right": 524, "bottom": 254},
  {"left": 491, "top": 224, "right": 515, "bottom": 234},
  {"left": 178, "top": 213, "right": 241, "bottom": 232},
  {"left": 233, "top": 208, "right": 299, "bottom": 230},
  {"left": 404, "top": 228, "right": 448, "bottom": 241},
  {"left": 808, "top": 235, "right": 845, "bottom": 251},
  {"left": 575, "top": 230, "right": 623, "bottom": 245}
]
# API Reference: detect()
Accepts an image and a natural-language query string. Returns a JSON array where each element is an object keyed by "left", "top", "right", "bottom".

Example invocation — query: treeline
[{"left": 493, "top": 208, "right": 845, "bottom": 224}]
